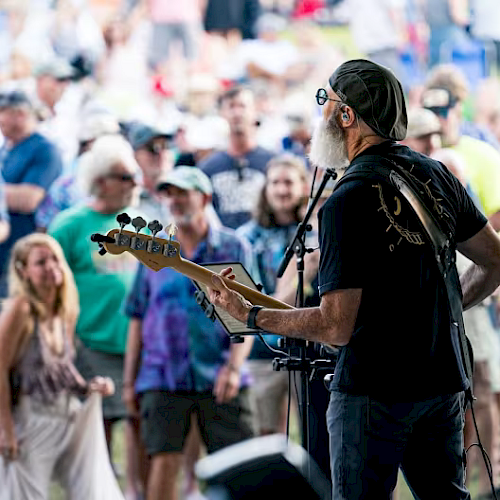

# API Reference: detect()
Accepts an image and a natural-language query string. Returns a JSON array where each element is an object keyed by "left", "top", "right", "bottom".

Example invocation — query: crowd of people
[{"left": 0, "top": 0, "right": 500, "bottom": 499}]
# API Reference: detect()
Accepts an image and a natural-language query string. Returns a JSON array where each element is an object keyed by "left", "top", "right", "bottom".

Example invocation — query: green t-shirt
[
  {"left": 452, "top": 136, "right": 500, "bottom": 217},
  {"left": 49, "top": 204, "right": 142, "bottom": 354}
]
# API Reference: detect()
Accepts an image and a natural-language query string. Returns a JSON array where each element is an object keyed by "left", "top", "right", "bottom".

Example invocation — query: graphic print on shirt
[
  {"left": 211, "top": 169, "right": 266, "bottom": 215},
  {"left": 373, "top": 164, "right": 447, "bottom": 253}
]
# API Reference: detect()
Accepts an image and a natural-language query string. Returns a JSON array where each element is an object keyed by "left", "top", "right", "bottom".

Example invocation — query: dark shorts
[
  {"left": 139, "top": 389, "right": 255, "bottom": 456},
  {"left": 327, "top": 390, "right": 470, "bottom": 500},
  {"left": 75, "top": 343, "right": 127, "bottom": 421}
]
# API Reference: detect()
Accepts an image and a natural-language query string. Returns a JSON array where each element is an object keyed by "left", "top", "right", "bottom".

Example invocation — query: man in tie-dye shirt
[{"left": 123, "top": 167, "right": 255, "bottom": 500}]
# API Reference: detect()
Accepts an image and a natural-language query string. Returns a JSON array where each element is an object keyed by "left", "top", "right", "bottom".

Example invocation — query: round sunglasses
[{"left": 315, "top": 88, "right": 343, "bottom": 106}]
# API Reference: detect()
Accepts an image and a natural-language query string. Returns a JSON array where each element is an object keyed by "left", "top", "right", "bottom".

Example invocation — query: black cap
[
  {"left": 328, "top": 59, "right": 407, "bottom": 141},
  {"left": 0, "top": 89, "right": 32, "bottom": 109}
]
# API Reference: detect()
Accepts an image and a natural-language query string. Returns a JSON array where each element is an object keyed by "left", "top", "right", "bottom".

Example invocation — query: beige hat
[
  {"left": 187, "top": 73, "right": 220, "bottom": 94},
  {"left": 78, "top": 114, "right": 120, "bottom": 142},
  {"left": 406, "top": 108, "right": 441, "bottom": 139},
  {"left": 34, "top": 57, "right": 75, "bottom": 81}
]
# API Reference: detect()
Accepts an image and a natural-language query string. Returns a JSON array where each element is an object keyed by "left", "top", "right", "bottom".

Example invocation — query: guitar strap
[{"left": 334, "top": 155, "right": 474, "bottom": 404}]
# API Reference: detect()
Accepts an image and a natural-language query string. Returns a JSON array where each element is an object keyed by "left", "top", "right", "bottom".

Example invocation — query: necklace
[{"left": 39, "top": 317, "right": 65, "bottom": 357}]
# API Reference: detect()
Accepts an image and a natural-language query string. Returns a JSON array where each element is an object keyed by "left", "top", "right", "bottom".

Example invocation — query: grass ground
[{"left": 48, "top": 417, "right": 483, "bottom": 500}]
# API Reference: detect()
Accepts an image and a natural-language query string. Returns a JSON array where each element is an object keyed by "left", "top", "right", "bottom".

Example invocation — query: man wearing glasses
[
  {"left": 207, "top": 59, "right": 500, "bottom": 499},
  {"left": 422, "top": 66, "right": 500, "bottom": 232},
  {"left": 128, "top": 121, "right": 173, "bottom": 222},
  {"left": 49, "top": 135, "right": 146, "bottom": 487}
]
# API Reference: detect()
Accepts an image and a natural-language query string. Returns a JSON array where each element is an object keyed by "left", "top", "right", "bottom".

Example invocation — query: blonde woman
[{"left": 0, "top": 233, "right": 124, "bottom": 500}]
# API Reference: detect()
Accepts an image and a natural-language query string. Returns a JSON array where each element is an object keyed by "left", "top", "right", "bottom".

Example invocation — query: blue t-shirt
[
  {"left": 0, "top": 133, "right": 62, "bottom": 273},
  {"left": 0, "top": 173, "right": 8, "bottom": 224},
  {"left": 199, "top": 147, "right": 273, "bottom": 229}
]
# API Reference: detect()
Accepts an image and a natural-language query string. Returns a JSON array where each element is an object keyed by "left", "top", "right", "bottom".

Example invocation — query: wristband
[{"left": 246, "top": 305, "right": 263, "bottom": 330}]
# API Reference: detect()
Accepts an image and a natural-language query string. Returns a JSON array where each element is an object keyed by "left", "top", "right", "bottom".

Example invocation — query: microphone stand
[{"left": 274, "top": 168, "right": 337, "bottom": 458}]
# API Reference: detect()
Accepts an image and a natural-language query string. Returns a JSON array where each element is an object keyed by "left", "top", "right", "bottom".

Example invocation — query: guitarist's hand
[{"left": 209, "top": 267, "right": 253, "bottom": 323}]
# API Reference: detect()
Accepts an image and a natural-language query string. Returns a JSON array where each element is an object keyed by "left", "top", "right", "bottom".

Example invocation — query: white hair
[{"left": 77, "top": 134, "right": 141, "bottom": 196}]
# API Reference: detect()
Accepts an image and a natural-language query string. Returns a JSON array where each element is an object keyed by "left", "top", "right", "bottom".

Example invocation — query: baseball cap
[
  {"left": 187, "top": 73, "right": 220, "bottom": 94},
  {"left": 328, "top": 59, "right": 407, "bottom": 141},
  {"left": 78, "top": 114, "right": 120, "bottom": 142},
  {"left": 0, "top": 89, "right": 32, "bottom": 109},
  {"left": 127, "top": 122, "right": 173, "bottom": 150},
  {"left": 157, "top": 166, "right": 213, "bottom": 195},
  {"left": 34, "top": 58, "right": 75, "bottom": 81},
  {"left": 256, "top": 13, "right": 286, "bottom": 35},
  {"left": 421, "top": 87, "right": 458, "bottom": 118},
  {"left": 185, "top": 117, "right": 229, "bottom": 150},
  {"left": 406, "top": 108, "right": 441, "bottom": 139}
]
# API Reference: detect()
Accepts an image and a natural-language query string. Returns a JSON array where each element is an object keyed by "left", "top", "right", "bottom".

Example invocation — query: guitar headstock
[{"left": 91, "top": 214, "right": 182, "bottom": 272}]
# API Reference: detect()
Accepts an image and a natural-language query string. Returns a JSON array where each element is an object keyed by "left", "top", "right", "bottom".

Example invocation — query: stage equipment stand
[{"left": 274, "top": 168, "right": 338, "bottom": 458}]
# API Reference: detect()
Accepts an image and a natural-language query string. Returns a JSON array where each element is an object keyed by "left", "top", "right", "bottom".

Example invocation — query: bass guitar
[{"left": 91, "top": 213, "right": 294, "bottom": 311}]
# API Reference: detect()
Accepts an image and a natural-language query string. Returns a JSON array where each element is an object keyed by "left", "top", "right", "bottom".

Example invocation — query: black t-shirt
[{"left": 318, "top": 141, "right": 487, "bottom": 401}]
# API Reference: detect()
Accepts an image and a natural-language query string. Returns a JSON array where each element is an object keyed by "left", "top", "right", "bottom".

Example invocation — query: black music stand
[{"left": 192, "top": 262, "right": 262, "bottom": 343}]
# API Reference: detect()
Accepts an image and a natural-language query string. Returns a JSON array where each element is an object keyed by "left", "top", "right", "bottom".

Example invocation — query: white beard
[{"left": 308, "top": 116, "right": 349, "bottom": 171}]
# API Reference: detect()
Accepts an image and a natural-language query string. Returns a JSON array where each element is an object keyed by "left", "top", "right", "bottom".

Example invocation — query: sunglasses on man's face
[
  {"left": 427, "top": 107, "right": 451, "bottom": 119},
  {"left": 144, "top": 141, "right": 167, "bottom": 156},
  {"left": 315, "top": 88, "right": 343, "bottom": 106},
  {"left": 106, "top": 173, "right": 136, "bottom": 183}
]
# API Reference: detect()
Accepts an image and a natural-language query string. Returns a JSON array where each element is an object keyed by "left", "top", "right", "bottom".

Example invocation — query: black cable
[
  {"left": 293, "top": 371, "right": 302, "bottom": 423},
  {"left": 256, "top": 332, "right": 288, "bottom": 357},
  {"left": 256, "top": 331, "right": 295, "bottom": 443},
  {"left": 286, "top": 369, "right": 292, "bottom": 439},
  {"left": 466, "top": 399, "right": 498, "bottom": 499}
]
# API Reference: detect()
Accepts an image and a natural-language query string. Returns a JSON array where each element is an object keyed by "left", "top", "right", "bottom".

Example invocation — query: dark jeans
[{"left": 327, "top": 390, "right": 470, "bottom": 500}]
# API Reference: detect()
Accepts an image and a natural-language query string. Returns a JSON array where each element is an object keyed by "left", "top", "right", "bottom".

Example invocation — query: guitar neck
[
  {"left": 97, "top": 226, "right": 294, "bottom": 310},
  {"left": 175, "top": 259, "right": 294, "bottom": 310}
]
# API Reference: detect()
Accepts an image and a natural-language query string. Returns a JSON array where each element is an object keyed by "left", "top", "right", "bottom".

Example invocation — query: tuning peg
[
  {"left": 146, "top": 220, "right": 162, "bottom": 254},
  {"left": 148, "top": 220, "right": 163, "bottom": 236},
  {"left": 130, "top": 217, "right": 147, "bottom": 251},
  {"left": 91, "top": 233, "right": 115, "bottom": 244},
  {"left": 165, "top": 223, "right": 178, "bottom": 242},
  {"left": 114, "top": 213, "right": 132, "bottom": 247},
  {"left": 132, "top": 217, "right": 147, "bottom": 233},
  {"left": 117, "top": 213, "right": 131, "bottom": 228}
]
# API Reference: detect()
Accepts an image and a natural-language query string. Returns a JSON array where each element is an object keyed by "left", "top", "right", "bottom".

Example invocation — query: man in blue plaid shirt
[{"left": 123, "top": 167, "right": 255, "bottom": 500}]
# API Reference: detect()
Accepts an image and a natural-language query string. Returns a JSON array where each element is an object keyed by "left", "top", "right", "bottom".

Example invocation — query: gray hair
[{"left": 77, "top": 134, "right": 141, "bottom": 196}]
